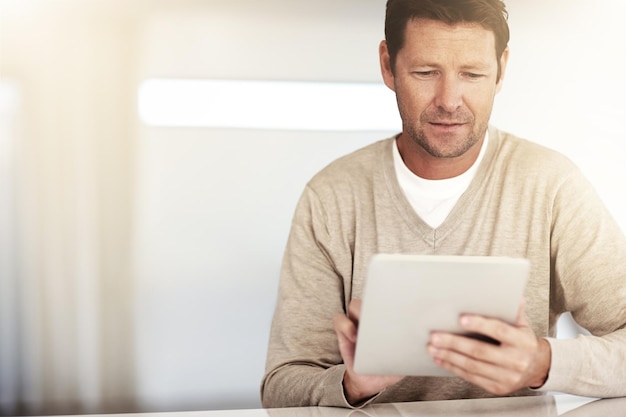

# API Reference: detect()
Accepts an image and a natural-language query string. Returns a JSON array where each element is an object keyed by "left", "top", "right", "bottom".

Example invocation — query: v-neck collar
[{"left": 382, "top": 126, "right": 500, "bottom": 249}]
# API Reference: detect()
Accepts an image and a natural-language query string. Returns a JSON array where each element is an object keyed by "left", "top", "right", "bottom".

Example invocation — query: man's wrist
[
  {"left": 343, "top": 372, "right": 376, "bottom": 406},
  {"left": 529, "top": 337, "right": 552, "bottom": 389},
  {"left": 343, "top": 373, "right": 366, "bottom": 405}
]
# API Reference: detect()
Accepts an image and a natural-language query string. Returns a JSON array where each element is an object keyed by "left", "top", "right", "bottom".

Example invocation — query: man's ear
[
  {"left": 496, "top": 47, "right": 509, "bottom": 94},
  {"left": 379, "top": 40, "right": 396, "bottom": 92}
]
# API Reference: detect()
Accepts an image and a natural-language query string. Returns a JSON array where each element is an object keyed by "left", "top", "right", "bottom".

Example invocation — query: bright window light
[
  {"left": 0, "top": 80, "right": 21, "bottom": 159},
  {"left": 138, "top": 79, "right": 401, "bottom": 131}
]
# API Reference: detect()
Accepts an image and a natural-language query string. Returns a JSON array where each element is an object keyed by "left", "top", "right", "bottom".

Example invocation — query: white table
[{"left": 47, "top": 395, "right": 626, "bottom": 417}]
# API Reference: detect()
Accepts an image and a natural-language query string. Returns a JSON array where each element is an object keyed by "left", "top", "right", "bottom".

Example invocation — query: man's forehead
[
  {"left": 405, "top": 18, "right": 496, "bottom": 41},
  {"left": 402, "top": 18, "right": 497, "bottom": 55}
]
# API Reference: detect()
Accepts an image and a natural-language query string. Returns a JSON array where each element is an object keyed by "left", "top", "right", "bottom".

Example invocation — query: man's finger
[
  {"left": 333, "top": 313, "right": 357, "bottom": 344},
  {"left": 347, "top": 299, "right": 362, "bottom": 325},
  {"left": 516, "top": 298, "right": 529, "bottom": 327},
  {"left": 429, "top": 332, "right": 503, "bottom": 365},
  {"left": 459, "top": 314, "right": 519, "bottom": 346}
]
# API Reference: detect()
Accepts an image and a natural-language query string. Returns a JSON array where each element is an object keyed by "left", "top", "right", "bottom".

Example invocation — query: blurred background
[{"left": 0, "top": 0, "right": 624, "bottom": 415}]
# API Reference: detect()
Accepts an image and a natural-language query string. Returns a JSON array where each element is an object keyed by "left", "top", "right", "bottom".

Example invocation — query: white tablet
[{"left": 353, "top": 254, "right": 530, "bottom": 377}]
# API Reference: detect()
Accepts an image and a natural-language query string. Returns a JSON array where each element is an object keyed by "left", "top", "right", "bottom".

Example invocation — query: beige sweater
[{"left": 261, "top": 127, "right": 626, "bottom": 408}]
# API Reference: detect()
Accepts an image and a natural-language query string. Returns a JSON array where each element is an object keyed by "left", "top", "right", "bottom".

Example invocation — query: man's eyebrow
[
  {"left": 459, "top": 62, "right": 492, "bottom": 70},
  {"left": 408, "top": 59, "right": 492, "bottom": 69}
]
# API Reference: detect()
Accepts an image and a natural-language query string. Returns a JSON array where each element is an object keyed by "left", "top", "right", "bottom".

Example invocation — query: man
[{"left": 261, "top": 0, "right": 626, "bottom": 408}]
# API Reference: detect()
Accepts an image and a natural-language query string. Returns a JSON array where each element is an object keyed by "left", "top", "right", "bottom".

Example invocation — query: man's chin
[{"left": 420, "top": 136, "right": 479, "bottom": 159}]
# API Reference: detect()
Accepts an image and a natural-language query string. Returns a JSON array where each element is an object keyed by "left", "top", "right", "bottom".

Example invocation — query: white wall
[{"left": 132, "top": 0, "right": 390, "bottom": 411}]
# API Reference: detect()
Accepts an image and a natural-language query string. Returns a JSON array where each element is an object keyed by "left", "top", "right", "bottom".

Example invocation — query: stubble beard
[
  {"left": 403, "top": 109, "right": 487, "bottom": 159},
  {"left": 406, "top": 123, "right": 481, "bottom": 159}
]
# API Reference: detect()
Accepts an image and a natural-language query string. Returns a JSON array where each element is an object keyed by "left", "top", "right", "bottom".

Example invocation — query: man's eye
[
  {"left": 464, "top": 72, "right": 485, "bottom": 79},
  {"left": 414, "top": 71, "right": 437, "bottom": 77}
]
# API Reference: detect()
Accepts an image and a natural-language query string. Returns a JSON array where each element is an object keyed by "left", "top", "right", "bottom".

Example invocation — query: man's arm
[
  {"left": 333, "top": 299, "right": 403, "bottom": 405},
  {"left": 541, "top": 166, "right": 626, "bottom": 397},
  {"left": 540, "top": 328, "right": 626, "bottom": 397},
  {"left": 261, "top": 186, "right": 362, "bottom": 408}
]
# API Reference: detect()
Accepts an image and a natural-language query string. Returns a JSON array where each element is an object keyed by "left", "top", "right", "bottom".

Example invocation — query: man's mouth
[
  {"left": 430, "top": 122, "right": 466, "bottom": 128},
  {"left": 430, "top": 121, "right": 466, "bottom": 126}
]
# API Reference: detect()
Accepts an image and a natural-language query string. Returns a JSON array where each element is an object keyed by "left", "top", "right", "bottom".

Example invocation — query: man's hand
[
  {"left": 427, "top": 301, "right": 552, "bottom": 395},
  {"left": 333, "top": 299, "right": 403, "bottom": 405}
]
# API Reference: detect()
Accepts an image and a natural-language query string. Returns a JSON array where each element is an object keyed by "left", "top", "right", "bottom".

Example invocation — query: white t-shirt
[{"left": 393, "top": 132, "right": 489, "bottom": 229}]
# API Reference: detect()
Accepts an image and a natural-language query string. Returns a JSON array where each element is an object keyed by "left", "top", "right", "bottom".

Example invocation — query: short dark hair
[{"left": 385, "top": 0, "right": 510, "bottom": 80}]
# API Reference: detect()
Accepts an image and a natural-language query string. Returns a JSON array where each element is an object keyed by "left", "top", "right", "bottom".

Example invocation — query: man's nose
[{"left": 433, "top": 75, "right": 463, "bottom": 113}]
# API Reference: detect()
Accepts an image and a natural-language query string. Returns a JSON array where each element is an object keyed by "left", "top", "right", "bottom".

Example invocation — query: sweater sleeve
[
  {"left": 540, "top": 166, "right": 626, "bottom": 397},
  {"left": 542, "top": 329, "right": 626, "bottom": 397},
  {"left": 260, "top": 185, "right": 355, "bottom": 408}
]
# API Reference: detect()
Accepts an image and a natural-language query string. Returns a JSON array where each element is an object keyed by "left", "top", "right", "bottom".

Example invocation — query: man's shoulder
[
  {"left": 493, "top": 128, "right": 578, "bottom": 175},
  {"left": 309, "top": 136, "right": 394, "bottom": 188}
]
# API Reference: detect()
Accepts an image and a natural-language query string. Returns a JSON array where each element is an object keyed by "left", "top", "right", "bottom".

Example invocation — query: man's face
[{"left": 381, "top": 18, "right": 507, "bottom": 162}]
